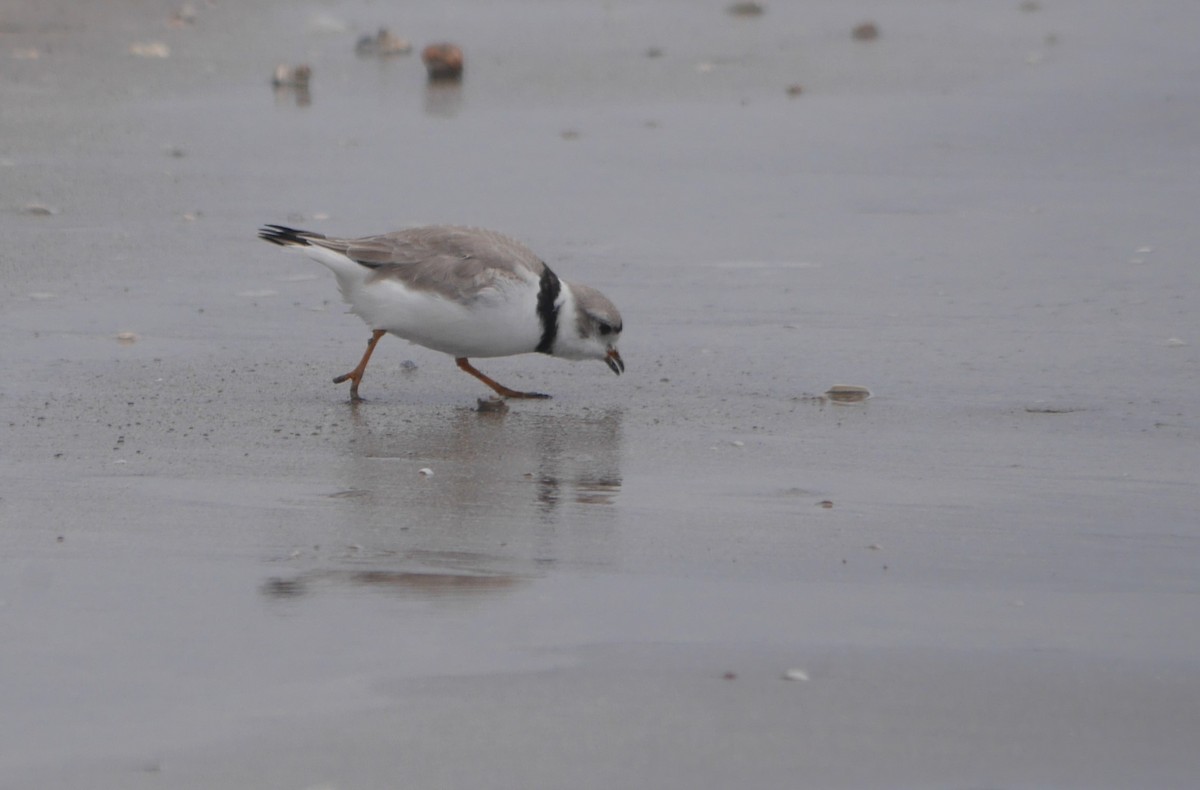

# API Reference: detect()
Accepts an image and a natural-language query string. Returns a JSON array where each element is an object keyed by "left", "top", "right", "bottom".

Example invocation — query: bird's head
[{"left": 557, "top": 283, "right": 624, "bottom": 375}]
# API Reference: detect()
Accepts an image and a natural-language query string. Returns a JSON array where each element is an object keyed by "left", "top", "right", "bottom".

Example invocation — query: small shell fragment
[
  {"left": 308, "top": 13, "right": 350, "bottom": 34},
  {"left": 418, "top": 467, "right": 434, "bottom": 477},
  {"left": 782, "top": 668, "right": 809, "bottom": 681},
  {"left": 116, "top": 331, "right": 139, "bottom": 345},
  {"left": 129, "top": 41, "right": 171, "bottom": 58}
]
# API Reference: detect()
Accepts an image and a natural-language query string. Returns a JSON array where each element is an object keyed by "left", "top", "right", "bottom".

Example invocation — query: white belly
[{"left": 347, "top": 277, "right": 543, "bottom": 358}]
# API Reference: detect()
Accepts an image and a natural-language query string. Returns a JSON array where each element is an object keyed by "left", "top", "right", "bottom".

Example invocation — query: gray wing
[{"left": 309, "top": 226, "right": 547, "bottom": 302}]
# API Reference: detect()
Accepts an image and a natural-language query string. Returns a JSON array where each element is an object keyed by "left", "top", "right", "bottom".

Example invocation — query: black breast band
[{"left": 535, "top": 264, "right": 561, "bottom": 354}]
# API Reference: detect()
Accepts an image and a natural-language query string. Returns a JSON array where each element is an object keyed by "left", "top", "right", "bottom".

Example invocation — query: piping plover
[{"left": 258, "top": 224, "right": 624, "bottom": 401}]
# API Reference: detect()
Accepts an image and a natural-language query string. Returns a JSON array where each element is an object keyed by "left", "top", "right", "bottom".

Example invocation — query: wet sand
[{"left": 3, "top": 1, "right": 1199, "bottom": 787}]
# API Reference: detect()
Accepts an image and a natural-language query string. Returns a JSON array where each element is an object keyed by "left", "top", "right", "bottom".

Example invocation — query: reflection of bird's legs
[
  {"left": 456, "top": 358, "right": 550, "bottom": 399},
  {"left": 333, "top": 329, "right": 386, "bottom": 402}
]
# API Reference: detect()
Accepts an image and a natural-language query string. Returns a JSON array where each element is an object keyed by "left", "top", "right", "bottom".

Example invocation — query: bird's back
[{"left": 309, "top": 226, "right": 545, "bottom": 302}]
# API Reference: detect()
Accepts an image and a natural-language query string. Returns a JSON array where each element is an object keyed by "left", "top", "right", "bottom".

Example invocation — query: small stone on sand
[
  {"left": 422, "top": 43, "right": 464, "bottom": 81},
  {"left": 852, "top": 22, "right": 880, "bottom": 41},
  {"left": 727, "top": 2, "right": 765, "bottom": 17},
  {"left": 824, "top": 385, "right": 871, "bottom": 403},
  {"left": 476, "top": 397, "right": 509, "bottom": 414}
]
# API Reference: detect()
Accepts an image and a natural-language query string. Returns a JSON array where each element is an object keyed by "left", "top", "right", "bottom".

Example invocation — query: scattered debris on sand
[
  {"left": 167, "top": 3, "right": 198, "bottom": 28},
  {"left": 1024, "top": 405, "right": 1085, "bottom": 414},
  {"left": 356, "top": 28, "right": 412, "bottom": 57}
]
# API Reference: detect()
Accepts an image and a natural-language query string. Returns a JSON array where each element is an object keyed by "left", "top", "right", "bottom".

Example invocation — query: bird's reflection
[
  {"left": 423, "top": 81, "right": 464, "bottom": 117},
  {"left": 343, "top": 405, "right": 623, "bottom": 517},
  {"left": 261, "top": 406, "right": 623, "bottom": 602}
]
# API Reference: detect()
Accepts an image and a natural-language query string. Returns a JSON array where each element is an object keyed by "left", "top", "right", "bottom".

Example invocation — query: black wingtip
[{"left": 258, "top": 224, "right": 321, "bottom": 246}]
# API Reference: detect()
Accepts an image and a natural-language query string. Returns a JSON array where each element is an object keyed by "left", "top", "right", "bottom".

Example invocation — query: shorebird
[{"left": 258, "top": 224, "right": 623, "bottom": 401}]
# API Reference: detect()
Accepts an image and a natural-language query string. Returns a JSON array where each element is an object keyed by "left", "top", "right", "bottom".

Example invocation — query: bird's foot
[{"left": 333, "top": 372, "right": 366, "bottom": 403}]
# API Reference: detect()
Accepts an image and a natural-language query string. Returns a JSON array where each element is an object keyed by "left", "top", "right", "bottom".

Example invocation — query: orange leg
[
  {"left": 456, "top": 358, "right": 550, "bottom": 399},
  {"left": 333, "top": 329, "right": 386, "bottom": 402}
]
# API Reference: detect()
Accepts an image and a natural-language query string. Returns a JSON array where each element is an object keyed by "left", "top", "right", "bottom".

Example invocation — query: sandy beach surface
[{"left": 2, "top": 1, "right": 1198, "bottom": 787}]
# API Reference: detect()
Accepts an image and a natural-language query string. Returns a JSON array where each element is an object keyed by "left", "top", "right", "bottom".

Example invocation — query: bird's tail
[{"left": 258, "top": 224, "right": 326, "bottom": 247}]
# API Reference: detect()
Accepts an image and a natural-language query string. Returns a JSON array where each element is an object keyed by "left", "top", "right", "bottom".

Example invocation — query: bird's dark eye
[{"left": 598, "top": 323, "right": 612, "bottom": 336}]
